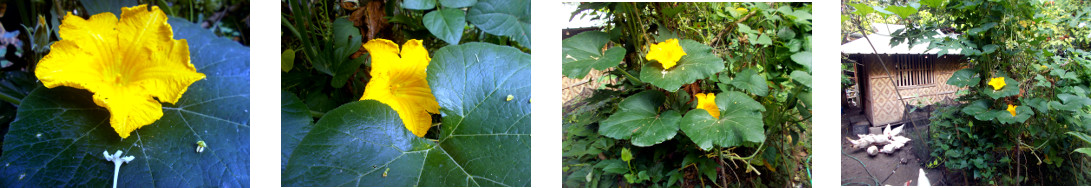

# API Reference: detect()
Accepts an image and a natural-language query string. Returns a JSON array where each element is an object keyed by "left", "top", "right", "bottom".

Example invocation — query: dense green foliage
[
  {"left": 280, "top": 0, "right": 531, "bottom": 186},
  {"left": 845, "top": 0, "right": 1091, "bottom": 185},
  {"left": 562, "top": 2, "right": 811, "bottom": 187}
]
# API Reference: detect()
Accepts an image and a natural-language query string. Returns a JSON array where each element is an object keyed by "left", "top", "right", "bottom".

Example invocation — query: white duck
[
  {"left": 918, "top": 168, "right": 931, "bottom": 186},
  {"left": 848, "top": 124, "right": 911, "bottom": 154}
]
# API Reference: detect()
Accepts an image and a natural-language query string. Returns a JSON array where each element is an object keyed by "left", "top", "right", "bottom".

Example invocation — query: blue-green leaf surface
[
  {"left": 0, "top": 18, "right": 250, "bottom": 187},
  {"left": 402, "top": 0, "right": 437, "bottom": 10},
  {"left": 280, "top": 91, "right": 312, "bottom": 172},
  {"left": 725, "top": 68, "right": 769, "bottom": 96},
  {"left": 983, "top": 77, "right": 1018, "bottom": 99},
  {"left": 562, "top": 31, "right": 625, "bottom": 79},
  {"left": 679, "top": 91, "right": 766, "bottom": 150},
  {"left": 639, "top": 39, "right": 725, "bottom": 92},
  {"left": 439, "top": 0, "right": 477, "bottom": 8},
  {"left": 467, "top": 0, "right": 531, "bottom": 47},
  {"left": 423, "top": 8, "right": 467, "bottom": 45},
  {"left": 598, "top": 91, "right": 681, "bottom": 147},
  {"left": 947, "top": 68, "right": 980, "bottom": 87},
  {"left": 283, "top": 42, "right": 530, "bottom": 186}
]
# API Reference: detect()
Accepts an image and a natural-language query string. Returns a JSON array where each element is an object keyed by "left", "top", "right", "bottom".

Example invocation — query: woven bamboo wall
[{"left": 861, "top": 54, "right": 965, "bottom": 125}]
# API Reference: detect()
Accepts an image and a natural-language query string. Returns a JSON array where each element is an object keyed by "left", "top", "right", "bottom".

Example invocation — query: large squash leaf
[
  {"left": 423, "top": 8, "right": 466, "bottom": 45},
  {"left": 562, "top": 31, "right": 625, "bottom": 79},
  {"left": 723, "top": 68, "right": 769, "bottom": 96},
  {"left": 961, "top": 100, "right": 998, "bottom": 121},
  {"left": 639, "top": 39, "right": 724, "bottom": 92},
  {"left": 280, "top": 91, "right": 312, "bottom": 172},
  {"left": 599, "top": 91, "right": 682, "bottom": 147},
  {"left": 0, "top": 18, "right": 250, "bottom": 187},
  {"left": 995, "top": 105, "right": 1033, "bottom": 124},
  {"left": 947, "top": 68, "right": 980, "bottom": 87},
  {"left": 679, "top": 91, "right": 766, "bottom": 150},
  {"left": 467, "top": 0, "right": 531, "bottom": 47},
  {"left": 283, "top": 42, "right": 531, "bottom": 186},
  {"left": 983, "top": 77, "right": 1019, "bottom": 99}
]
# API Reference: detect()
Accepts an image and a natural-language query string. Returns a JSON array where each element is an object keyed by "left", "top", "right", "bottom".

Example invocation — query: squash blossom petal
[
  {"left": 35, "top": 5, "right": 204, "bottom": 139},
  {"left": 1007, "top": 104, "right": 1017, "bottom": 117},
  {"left": 361, "top": 39, "right": 440, "bottom": 137},
  {"left": 695, "top": 93, "right": 720, "bottom": 119},
  {"left": 645, "top": 38, "right": 686, "bottom": 70},
  {"left": 988, "top": 77, "right": 1006, "bottom": 91}
]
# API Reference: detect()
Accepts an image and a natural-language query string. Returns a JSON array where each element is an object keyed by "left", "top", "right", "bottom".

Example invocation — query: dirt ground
[{"left": 840, "top": 119, "right": 946, "bottom": 186}]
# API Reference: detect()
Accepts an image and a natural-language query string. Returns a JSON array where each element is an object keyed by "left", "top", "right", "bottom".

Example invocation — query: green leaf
[
  {"left": 597, "top": 160, "right": 628, "bottom": 175},
  {"left": 311, "top": 18, "right": 364, "bottom": 88},
  {"left": 281, "top": 91, "right": 312, "bottom": 172},
  {"left": 284, "top": 101, "right": 434, "bottom": 186},
  {"left": 724, "top": 68, "right": 769, "bottom": 96},
  {"left": 920, "top": 0, "right": 945, "bottom": 8},
  {"left": 967, "top": 22, "right": 997, "bottom": 35},
  {"left": 679, "top": 91, "right": 766, "bottom": 150},
  {"left": 947, "top": 68, "right": 980, "bottom": 87},
  {"left": 961, "top": 100, "right": 997, "bottom": 121},
  {"left": 982, "top": 44, "right": 999, "bottom": 54},
  {"left": 468, "top": 0, "right": 531, "bottom": 47},
  {"left": 791, "top": 51, "right": 812, "bottom": 72},
  {"left": 884, "top": 5, "right": 918, "bottom": 18},
  {"left": 1052, "top": 94, "right": 1091, "bottom": 111},
  {"left": 639, "top": 39, "right": 725, "bottom": 91},
  {"left": 79, "top": 0, "right": 136, "bottom": 15},
  {"left": 423, "top": 8, "right": 467, "bottom": 45},
  {"left": 1068, "top": 131, "right": 1091, "bottom": 144},
  {"left": 285, "top": 42, "right": 531, "bottom": 186},
  {"left": 1075, "top": 148, "right": 1091, "bottom": 157},
  {"left": 848, "top": 3, "right": 875, "bottom": 16},
  {"left": 439, "top": 0, "right": 477, "bottom": 8},
  {"left": 790, "top": 70, "right": 812, "bottom": 88},
  {"left": 983, "top": 77, "right": 1019, "bottom": 99},
  {"left": 1, "top": 19, "right": 250, "bottom": 187},
  {"left": 282, "top": 49, "right": 295, "bottom": 72},
  {"left": 599, "top": 91, "right": 682, "bottom": 147},
  {"left": 754, "top": 34, "right": 773, "bottom": 46},
  {"left": 995, "top": 105, "right": 1033, "bottom": 124},
  {"left": 620, "top": 148, "right": 633, "bottom": 162},
  {"left": 562, "top": 31, "right": 626, "bottom": 79},
  {"left": 737, "top": 23, "right": 755, "bottom": 34},
  {"left": 402, "top": 0, "right": 437, "bottom": 10}
]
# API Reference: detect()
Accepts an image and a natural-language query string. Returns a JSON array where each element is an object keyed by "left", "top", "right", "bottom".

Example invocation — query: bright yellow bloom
[
  {"left": 35, "top": 5, "right": 204, "bottom": 139},
  {"left": 645, "top": 39, "right": 686, "bottom": 69},
  {"left": 361, "top": 39, "right": 440, "bottom": 137},
  {"left": 695, "top": 93, "right": 720, "bottom": 119},
  {"left": 736, "top": 8, "right": 748, "bottom": 15},
  {"left": 1007, "top": 104, "right": 1017, "bottom": 117},
  {"left": 988, "top": 77, "right": 1006, "bottom": 91}
]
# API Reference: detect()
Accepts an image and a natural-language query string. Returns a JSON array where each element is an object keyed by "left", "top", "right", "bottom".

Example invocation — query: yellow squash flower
[
  {"left": 695, "top": 93, "right": 720, "bottom": 119},
  {"left": 988, "top": 77, "right": 1006, "bottom": 91},
  {"left": 361, "top": 39, "right": 440, "bottom": 137},
  {"left": 1007, "top": 104, "right": 1017, "bottom": 117},
  {"left": 645, "top": 38, "right": 686, "bottom": 70},
  {"left": 35, "top": 5, "right": 204, "bottom": 139}
]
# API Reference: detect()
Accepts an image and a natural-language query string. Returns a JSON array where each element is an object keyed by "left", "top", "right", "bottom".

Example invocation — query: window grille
[{"left": 893, "top": 55, "right": 934, "bottom": 87}]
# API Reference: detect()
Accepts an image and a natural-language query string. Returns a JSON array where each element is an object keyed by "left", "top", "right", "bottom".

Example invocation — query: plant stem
[
  {"left": 310, "top": 110, "right": 325, "bottom": 118},
  {"left": 617, "top": 69, "right": 643, "bottom": 85},
  {"left": 0, "top": 92, "right": 19, "bottom": 106}
]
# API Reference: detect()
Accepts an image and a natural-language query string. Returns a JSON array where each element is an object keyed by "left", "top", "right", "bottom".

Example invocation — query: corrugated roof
[{"left": 841, "top": 24, "right": 961, "bottom": 55}]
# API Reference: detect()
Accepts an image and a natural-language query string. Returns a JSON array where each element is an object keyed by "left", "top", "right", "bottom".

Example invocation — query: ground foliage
[
  {"left": 844, "top": 0, "right": 1091, "bottom": 185},
  {"left": 562, "top": 2, "right": 812, "bottom": 187}
]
